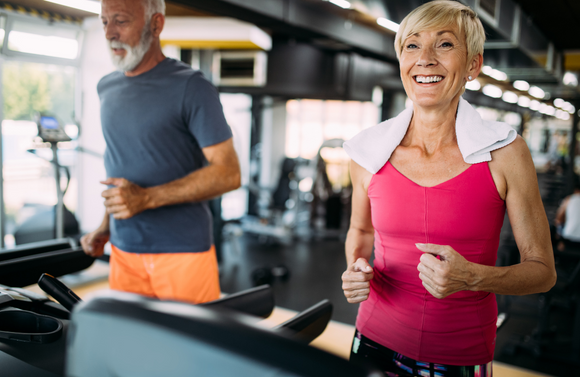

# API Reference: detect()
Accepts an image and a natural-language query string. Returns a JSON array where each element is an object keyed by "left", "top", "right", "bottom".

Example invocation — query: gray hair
[{"left": 142, "top": 0, "right": 165, "bottom": 21}]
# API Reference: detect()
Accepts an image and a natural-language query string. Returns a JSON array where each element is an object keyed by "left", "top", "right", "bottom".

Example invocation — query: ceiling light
[
  {"left": 491, "top": 69, "right": 507, "bottom": 81},
  {"left": 556, "top": 111, "right": 570, "bottom": 121},
  {"left": 45, "top": 0, "right": 100, "bottom": 14},
  {"left": 529, "top": 100, "right": 540, "bottom": 111},
  {"left": 377, "top": 18, "right": 399, "bottom": 33},
  {"left": 327, "top": 0, "right": 351, "bottom": 9},
  {"left": 563, "top": 72, "right": 578, "bottom": 87},
  {"left": 538, "top": 104, "right": 556, "bottom": 116},
  {"left": 555, "top": 110, "right": 568, "bottom": 120},
  {"left": 502, "top": 91, "right": 518, "bottom": 103},
  {"left": 481, "top": 65, "right": 507, "bottom": 81},
  {"left": 528, "top": 86, "right": 545, "bottom": 99},
  {"left": 504, "top": 113, "right": 521, "bottom": 126},
  {"left": 465, "top": 79, "right": 481, "bottom": 91},
  {"left": 482, "top": 84, "right": 502, "bottom": 98},
  {"left": 517, "top": 96, "right": 530, "bottom": 108},
  {"left": 553, "top": 98, "right": 565, "bottom": 108},
  {"left": 563, "top": 102, "right": 576, "bottom": 114},
  {"left": 539, "top": 103, "right": 548, "bottom": 113},
  {"left": 513, "top": 80, "right": 530, "bottom": 91}
]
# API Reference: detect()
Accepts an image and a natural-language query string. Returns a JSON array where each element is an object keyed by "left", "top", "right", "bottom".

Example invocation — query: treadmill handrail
[
  {"left": 201, "top": 285, "right": 274, "bottom": 319},
  {"left": 0, "top": 238, "right": 75, "bottom": 262},
  {"left": 273, "top": 299, "right": 332, "bottom": 344},
  {"left": 70, "top": 292, "right": 380, "bottom": 377},
  {"left": 0, "top": 247, "right": 94, "bottom": 287},
  {"left": 0, "top": 247, "right": 85, "bottom": 273}
]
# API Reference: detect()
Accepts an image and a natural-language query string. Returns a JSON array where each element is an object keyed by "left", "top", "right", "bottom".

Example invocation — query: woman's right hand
[{"left": 342, "top": 258, "right": 374, "bottom": 303}]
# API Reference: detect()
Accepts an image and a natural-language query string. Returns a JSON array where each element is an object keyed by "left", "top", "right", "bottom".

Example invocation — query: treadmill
[
  {"left": 0, "top": 238, "right": 94, "bottom": 376},
  {"left": 0, "top": 240, "right": 379, "bottom": 376}
]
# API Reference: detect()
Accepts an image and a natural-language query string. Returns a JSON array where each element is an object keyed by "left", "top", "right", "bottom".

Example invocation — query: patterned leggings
[{"left": 349, "top": 330, "right": 492, "bottom": 377}]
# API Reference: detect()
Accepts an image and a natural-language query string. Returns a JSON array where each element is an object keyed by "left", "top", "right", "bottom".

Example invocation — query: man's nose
[{"left": 104, "top": 23, "right": 118, "bottom": 41}]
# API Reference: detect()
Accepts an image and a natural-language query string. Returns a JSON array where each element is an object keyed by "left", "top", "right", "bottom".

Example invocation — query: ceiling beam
[{"left": 172, "top": 0, "right": 398, "bottom": 63}]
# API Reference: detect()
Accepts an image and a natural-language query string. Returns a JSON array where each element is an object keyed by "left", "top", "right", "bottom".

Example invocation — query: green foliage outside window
[{"left": 2, "top": 62, "right": 75, "bottom": 123}]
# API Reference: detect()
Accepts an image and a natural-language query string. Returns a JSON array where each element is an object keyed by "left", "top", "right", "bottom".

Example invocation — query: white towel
[{"left": 343, "top": 97, "right": 518, "bottom": 174}]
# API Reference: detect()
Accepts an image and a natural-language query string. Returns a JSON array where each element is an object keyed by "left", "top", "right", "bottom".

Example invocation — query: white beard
[{"left": 108, "top": 24, "right": 153, "bottom": 72}]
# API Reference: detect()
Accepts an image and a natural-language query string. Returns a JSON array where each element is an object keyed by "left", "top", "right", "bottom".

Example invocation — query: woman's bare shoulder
[
  {"left": 488, "top": 136, "right": 536, "bottom": 199},
  {"left": 350, "top": 159, "right": 374, "bottom": 191},
  {"left": 490, "top": 135, "right": 533, "bottom": 169}
]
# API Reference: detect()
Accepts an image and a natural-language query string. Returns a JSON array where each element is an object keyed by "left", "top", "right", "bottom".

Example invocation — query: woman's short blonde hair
[{"left": 394, "top": 0, "right": 486, "bottom": 62}]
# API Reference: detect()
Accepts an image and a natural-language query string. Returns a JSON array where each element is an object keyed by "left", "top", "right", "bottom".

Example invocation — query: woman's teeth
[{"left": 415, "top": 76, "right": 443, "bottom": 83}]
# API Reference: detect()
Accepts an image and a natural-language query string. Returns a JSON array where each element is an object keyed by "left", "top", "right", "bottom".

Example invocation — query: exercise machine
[
  {"left": 0, "top": 240, "right": 377, "bottom": 376},
  {"left": 66, "top": 290, "right": 380, "bottom": 377},
  {"left": 13, "top": 115, "right": 79, "bottom": 245}
]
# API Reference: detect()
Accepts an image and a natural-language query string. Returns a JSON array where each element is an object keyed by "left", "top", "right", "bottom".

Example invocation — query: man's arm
[{"left": 103, "top": 138, "right": 241, "bottom": 219}]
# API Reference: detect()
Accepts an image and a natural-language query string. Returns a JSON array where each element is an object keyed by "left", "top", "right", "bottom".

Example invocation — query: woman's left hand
[{"left": 416, "top": 243, "right": 476, "bottom": 299}]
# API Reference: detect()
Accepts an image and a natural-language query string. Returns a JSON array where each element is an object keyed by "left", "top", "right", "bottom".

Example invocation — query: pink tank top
[{"left": 356, "top": 161, "right": 505, "bottom": 365}]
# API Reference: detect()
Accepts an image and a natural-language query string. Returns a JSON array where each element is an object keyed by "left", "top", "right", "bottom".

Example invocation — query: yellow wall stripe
[
  {"left": 0, "top": 1, "right": 82, "bottom": 25},
  {"left": 161, "top": 40, "right": 266, "bottom": 50}
]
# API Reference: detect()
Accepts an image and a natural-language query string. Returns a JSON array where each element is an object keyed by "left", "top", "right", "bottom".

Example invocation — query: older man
[{"left": 80, "top": 0, "right": 241, "bottom": 304}]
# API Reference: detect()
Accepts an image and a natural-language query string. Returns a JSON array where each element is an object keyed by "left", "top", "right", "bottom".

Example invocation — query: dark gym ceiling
[{"left": 5, "top": 0, "right": 580, "bottom": 101}]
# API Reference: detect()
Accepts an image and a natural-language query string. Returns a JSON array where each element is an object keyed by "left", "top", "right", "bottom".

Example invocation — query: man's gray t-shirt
[{"left": 97, "top": 58, "right": 232, "bottom": 254}]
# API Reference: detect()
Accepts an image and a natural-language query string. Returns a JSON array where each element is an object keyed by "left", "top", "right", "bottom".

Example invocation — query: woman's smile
[{"left": 414, "top": 75, "right": 445, "bottom": 84}]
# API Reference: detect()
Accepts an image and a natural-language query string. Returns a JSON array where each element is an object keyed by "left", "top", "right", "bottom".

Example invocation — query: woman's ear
[{"left": 467, "top": 54, "right": 483, "bottom": 81}]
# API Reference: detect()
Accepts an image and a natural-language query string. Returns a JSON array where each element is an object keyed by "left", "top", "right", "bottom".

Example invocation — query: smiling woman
[{"left": 341, "top": 1, "right": 556, "bottom": 376}]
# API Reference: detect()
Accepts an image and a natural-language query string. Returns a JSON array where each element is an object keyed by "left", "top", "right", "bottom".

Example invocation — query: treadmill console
[{"left": 37, "top": 115, "right": 71, "bottom": 143}]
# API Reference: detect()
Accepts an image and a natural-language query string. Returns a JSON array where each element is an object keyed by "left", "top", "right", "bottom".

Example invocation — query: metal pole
[
  {"left": 566, "top": 103, "right": 580, "bottom": 195},
  {"left": 52, "top": 143, "right": 64, "bottom": 239},
  {"left": 0, "top": 55, "right": 5, "bottom": 248}
]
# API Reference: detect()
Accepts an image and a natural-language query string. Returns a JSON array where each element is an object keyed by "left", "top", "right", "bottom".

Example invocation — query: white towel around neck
[{"left": 343, "top": 97, "right": 518, "bottom": 174}]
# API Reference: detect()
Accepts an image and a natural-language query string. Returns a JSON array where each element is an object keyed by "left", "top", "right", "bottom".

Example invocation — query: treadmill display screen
[{"left": 40, "top": 116, "right": 59, "bottom": 130}]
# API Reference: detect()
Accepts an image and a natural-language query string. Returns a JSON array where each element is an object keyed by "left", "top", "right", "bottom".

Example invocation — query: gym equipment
[
  {"left": 37, "top": 274, "right": 82, "bottom": 312},
  {"left": 1, "top": 257, "right": 353, "bottom": 377},
  {"left": 14, "top": 205, "right": 80, "bottom": 246},
  {"left": 0, "top": 238, "right": 93, "bottom": 288},
  {"left": 0, "top": 310, "right": 63, "bottom": 344},
  {"left": 251, "top": 264, "right": 291, "bottom": 287},
  {"left": 0, "top": 239, "right": 84, "bottom": 377},
  {"left": 201, "top": 284, "right": 274, "bottom": 318},
  {"left": 66, "top": 290, "right": 380, "bottom": 377},
  {"left": 503, "top": 247, "right": 580, "bottom": 364},
  {"left": 13, "top": 115, "right": 79, "bottom": 245},
  {"left": 272, "top": 299, "right": 332, "bottom": 344},
  {"left": 36, "top": 115, "right": 72, "bottom": 241}
]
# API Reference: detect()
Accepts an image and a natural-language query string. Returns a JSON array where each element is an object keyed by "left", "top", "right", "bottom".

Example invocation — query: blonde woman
[{"left": 341, "top": 1, "right": 556, "bottom": 375}]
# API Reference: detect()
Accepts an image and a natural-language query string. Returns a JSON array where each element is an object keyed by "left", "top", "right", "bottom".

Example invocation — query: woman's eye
[
  {"left": 406, "top": 44, "right": 418, "bottom": 49},
  {"left": 441, "top": 42, "right": 453, "bottom": 48}
]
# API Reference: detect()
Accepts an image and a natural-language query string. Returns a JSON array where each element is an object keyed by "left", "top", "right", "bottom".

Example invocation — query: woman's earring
[{"left": 468, "top": 76, "right": 473, "bottom": 81}]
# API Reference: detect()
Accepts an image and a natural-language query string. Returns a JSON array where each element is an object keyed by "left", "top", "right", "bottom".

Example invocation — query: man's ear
[{"left": 150, "top": 13, "right": 165, "bottom": 38}]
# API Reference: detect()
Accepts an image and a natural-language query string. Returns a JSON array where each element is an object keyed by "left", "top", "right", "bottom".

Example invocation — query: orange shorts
[{"left": 109, "top": 244, "right": 220, "bottom": 304}]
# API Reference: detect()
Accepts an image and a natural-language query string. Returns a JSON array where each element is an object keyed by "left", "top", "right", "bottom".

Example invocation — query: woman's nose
[{"left": 416, "top": 47, "right": 436, "bottom": 67}]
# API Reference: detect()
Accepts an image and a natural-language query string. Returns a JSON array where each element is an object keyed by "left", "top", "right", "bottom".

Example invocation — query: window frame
[{"left": 0, "top": 10, "right": 84, "bottom": 248}]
